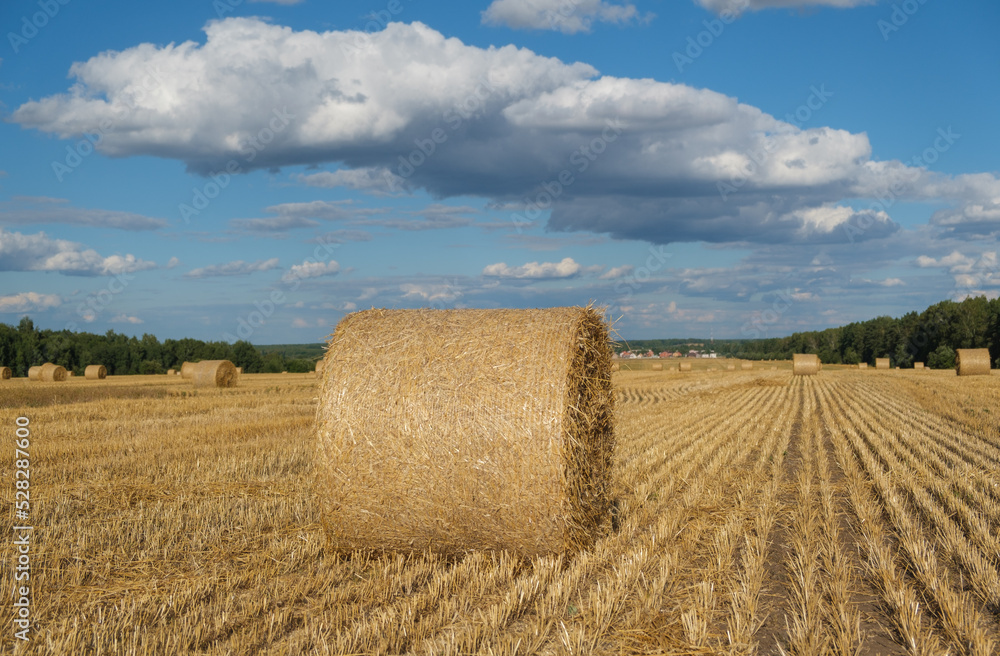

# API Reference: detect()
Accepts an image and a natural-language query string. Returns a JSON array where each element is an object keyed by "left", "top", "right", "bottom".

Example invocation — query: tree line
[
  {"left": 0, "top": 318, "right": 319, "bottom": 376},
  {"left": 617, "top": 296, "right": 1000, "bottom": 369}
]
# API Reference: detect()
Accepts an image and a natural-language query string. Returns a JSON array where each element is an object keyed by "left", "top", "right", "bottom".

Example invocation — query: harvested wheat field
[{"left": 2, "top": 367, "right": 999, "bottom": 655}]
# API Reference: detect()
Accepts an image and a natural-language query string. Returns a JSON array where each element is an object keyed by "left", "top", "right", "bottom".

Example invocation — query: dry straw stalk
[
  {"left": 315, "top": 306, "right": 615, "bottom": 556},
  {"left": 85, "top": 365, "right": 107, "bottom": 380},
  {"left": 792, "top": 354, "right": 820, "bottom": 376},
  {"left": 875, "top": 358, "right": 890, "bottom": 370},
  {"left": 0, "top": 366, "right": 11, "bottom": 380},
  {"left": 180, "top": 362, "right": 196, "bottom": 379},
  {"left": 956, "top": 348, "right": 991, "bottom": 376},
  {"left": 191, "top": 360, "right": 239, "bottom": 388},
  {"left": 40, "top": 362, "right": 67, "bottom": 382}
]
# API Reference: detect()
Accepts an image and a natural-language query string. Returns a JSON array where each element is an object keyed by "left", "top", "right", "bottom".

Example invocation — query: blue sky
[{"left": 1, "top": 0, "right": 998, "bottom": 343}]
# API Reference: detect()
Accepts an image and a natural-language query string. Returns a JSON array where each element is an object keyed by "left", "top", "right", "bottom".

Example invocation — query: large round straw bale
[
  {"left": 167, "top": 369, "right": 176, "bottom": 376},
  {"left": 792, "top": 354, "right": 820, "bottom": 376},
  {"left": 913, "top": 362, "right": 924, "bottom": 370},
  {"left": 858, "top": 362, "right": 868, "bottom": 370},
  {"left": 956, "top": 348, "right": 991, "bottom": 376},
  {"left": 875, "top": 358, "right": 890, "bottom": 370},
  {"left": 85, "top": 365, "right": 107, "bottom": 380},
  {"left": 28, "top": 366, "right": 42, "bottom": 381},
  {"left": 315, "top": 306, "right": 615, "bottom": 556},
  {"left": 741, "top": 362, "right": 753, "bottom": 370},
  {"left": 0, "top": 366, "right": 11, "bottom": 380},
  {"left": 651, "top": 363, "right": 663, "bottom": 371},
  {"left": 191, "top": 360, "right": 239, "bottom": 388},
  {"left": 40, "top": 363, "right": 67, "bottom": 382},
  {"left": 679, "top": 361, "right": 692, "bottom": 372},
  {"left": 180, "top": 362, "right": 196, "bottom": 379}
]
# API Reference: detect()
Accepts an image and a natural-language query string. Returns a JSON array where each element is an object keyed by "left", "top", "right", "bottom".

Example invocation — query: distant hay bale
[
  {"left": 679, "top": 361, "right": 692, "bottom": 372},
  {"left": 0, "top": 366, "right": 11, "bottom": 380},
  {"left": 167, "top": 369, "right": 176, "bottom": 376},
  {"left": 792, "top": 354, "right": 820, "bottom": 376},
  {"left": 180, "top": 362, "right": 196, "bottom": 379},
  {"left": 236, "top": 367, "right": 243, "bottom": 374},
  {"left": 858, "top": 363, "right": 868, "bottom": 370},
  {"left": 651, "top": 363, "right": 663, "bottom": 371},
  {"left": 611, "top": 362, "right": 620, "bottom": 372},
  {"left": 67, "top": 371, "right": 74, "bottom": 377},
  {"left": 741, "top": 362, "right": 753, "bottom": 370},
  {"left": 770, "top": 366, "right": 777, "bottom": 370},
  {"left": 85, "top": 365, "right": 107, "bottom": 380},
  {"left": 913, "top": 362, "right": 924, "bottom": 370},
  {"left": 40, "top": 363, "right": 67, "bottom": 382},
  {"left": 875, "top": 358, "right": 890, "bottom": 370},
  {"left": 726, "top": 364, "right": 735, "bottom": 371},
  {"left": 315, "top": 306, "right": 614, "bottom": 556},
  {"left": 282, "top": 371, "right": 288, "bottom": 374},
  {"left": 956, "top": 348, "right": 991, "bottom": 376},
  {"left": 191, "top": 360, "right": 239, "bottom": 388},
  {"left": 28, "top": 366, "right": 42, "bottom": 381}
]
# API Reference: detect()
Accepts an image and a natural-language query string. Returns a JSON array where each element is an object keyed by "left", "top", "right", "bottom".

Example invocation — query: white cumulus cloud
[
  {"left": 0, "top": 228, "right": 156, "bottom": 276},
  {"left": 281, "top": 260, "right": 340, "bottom": 283},
  {"left": 184, "top": 258, "right": 280, "bottom": 279},
  {"left": 483, "top": 256, "right": 583, "bottom": 279},
  {"left": 0, "top": 292, "right": 62, "bottom": 313},
  {"left": 482, "top": 0, "right": 642, "bottom": 33}
]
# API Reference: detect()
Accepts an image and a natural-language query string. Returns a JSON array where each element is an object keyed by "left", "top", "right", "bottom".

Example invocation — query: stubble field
[{"left": 2, "top": 367, "right": 999, "bottom": 655}]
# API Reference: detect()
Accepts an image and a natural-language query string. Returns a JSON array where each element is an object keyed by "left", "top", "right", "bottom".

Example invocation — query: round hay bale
[
  {"left": 85, "top": 365, "right": 107, "bottom": 380},
  {"left": 792, "top": 354, "right": 820, "bottom": 376},
  {"left": 191, "top": 360, "right": 239, "bottom": 388},
  {"left": 858, "top": 362, "right": 868, "bottom": 370},
  {"left": 651, "top": 363, "right": 663, "bottom": 371},
  {"left": 740, "top": 362, "right": 753, "bottom": 370},
  {"left": 913, "top": 362, "right": 924, "bottom": 370},
  {"left": 236, "top": 367, "right": 243, "bottom": 375},
  {"left": 315, "top": 306, "right": 615, "bottom": 556},
  {"left": 40, "top": 363, "right": 67, "bottom": 382},
  {"left": 769, "top": 366, "right": 777, "bottom": 370},
  {"left": 956, "top": 348, "right": 991, "bottom": 376},
  {"left": 167, "top": 369, "right": 176, "bottom": 376},
  {"left": 1, "top": 366, "right": 12, "bottom": 380},
  {"left": 180, "top": 362, "right": 196, "bottom": 379},
  {"left": 875, "top": 358, "right": 890, "bottom": 370},
  {"left": 679, "top": 361, "right": 692, "bottom": 372},
  {"left": 611, "top": 362, "right": 620, "bottom": 372},
  {"left": 28, "top": 366, "right": 42, "bottom": 381},
  {"left": 726, "top": 364, "right": 735, "bottom": 371}
]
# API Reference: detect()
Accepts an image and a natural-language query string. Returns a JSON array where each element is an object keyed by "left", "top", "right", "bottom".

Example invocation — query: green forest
[
  {"left": 619, "top": 296, "right": 1000, "bottom": 369},
  {"left": 0, "top": 317, "right": 322, "bottom": 376},
  {"left": 3, "top": 295, "right": 999, "bottom": 376}
]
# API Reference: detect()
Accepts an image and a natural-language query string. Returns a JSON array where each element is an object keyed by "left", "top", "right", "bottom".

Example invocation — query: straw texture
[
  {"left": 956, "top": 348, "right": 991, "bottom": 376},
  {"left": 875, "top": 358, "right": 890, "bottom": 370},
  {"left": 792, "top": 354, "right": 820, "bottom": 376},
  {"left": 315, "top": 306, "right": 615, "bottom": 556},
  {"left": 191, "top": 360, "right": 239, "bottom": 388},
  {"left": 0, "top": 367, "right": 11, "bottom": 380},
  {"left": 40, "top": 363, "right": 67, "bottom": 382},
  {"left": 85, "top": 365, "right": 107, "bottom": 380},
  {"left": 180, "top": 362, "right": 196, "bottom": 379},
  {"left": 679, "top": 361, "right": 692, "bottom": 372}
]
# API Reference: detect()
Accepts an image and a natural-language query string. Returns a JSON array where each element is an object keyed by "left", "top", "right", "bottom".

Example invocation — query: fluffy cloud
[
  {"left": 600, "top": 265, "right": 634, "bottom": 279},
  {"left": 482, "top": 0, "right": 641, "bottom": 33},
  {"left": 281, "top": 259, "right": 340, "bottom": 283},
  {"left": 0, "top": 292, "right": 62, "bottom": 313},
  {"left": 0, "top": 228, "right": 156, "bottom": 276},
  {"left": 483, "top": 256, "right": 586, "bottom": 279},
  {"left": 184, "top": 258, "right": 280, "bottom": 278},
  {"left": 12, "top": 19, "right": 997, "bottom": 246},
  {"left": 110, "top": 313, "right": 144, "bottom": 324},
  {"left": 695, "top": 0, "right": 877, "bottom": 13}
]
